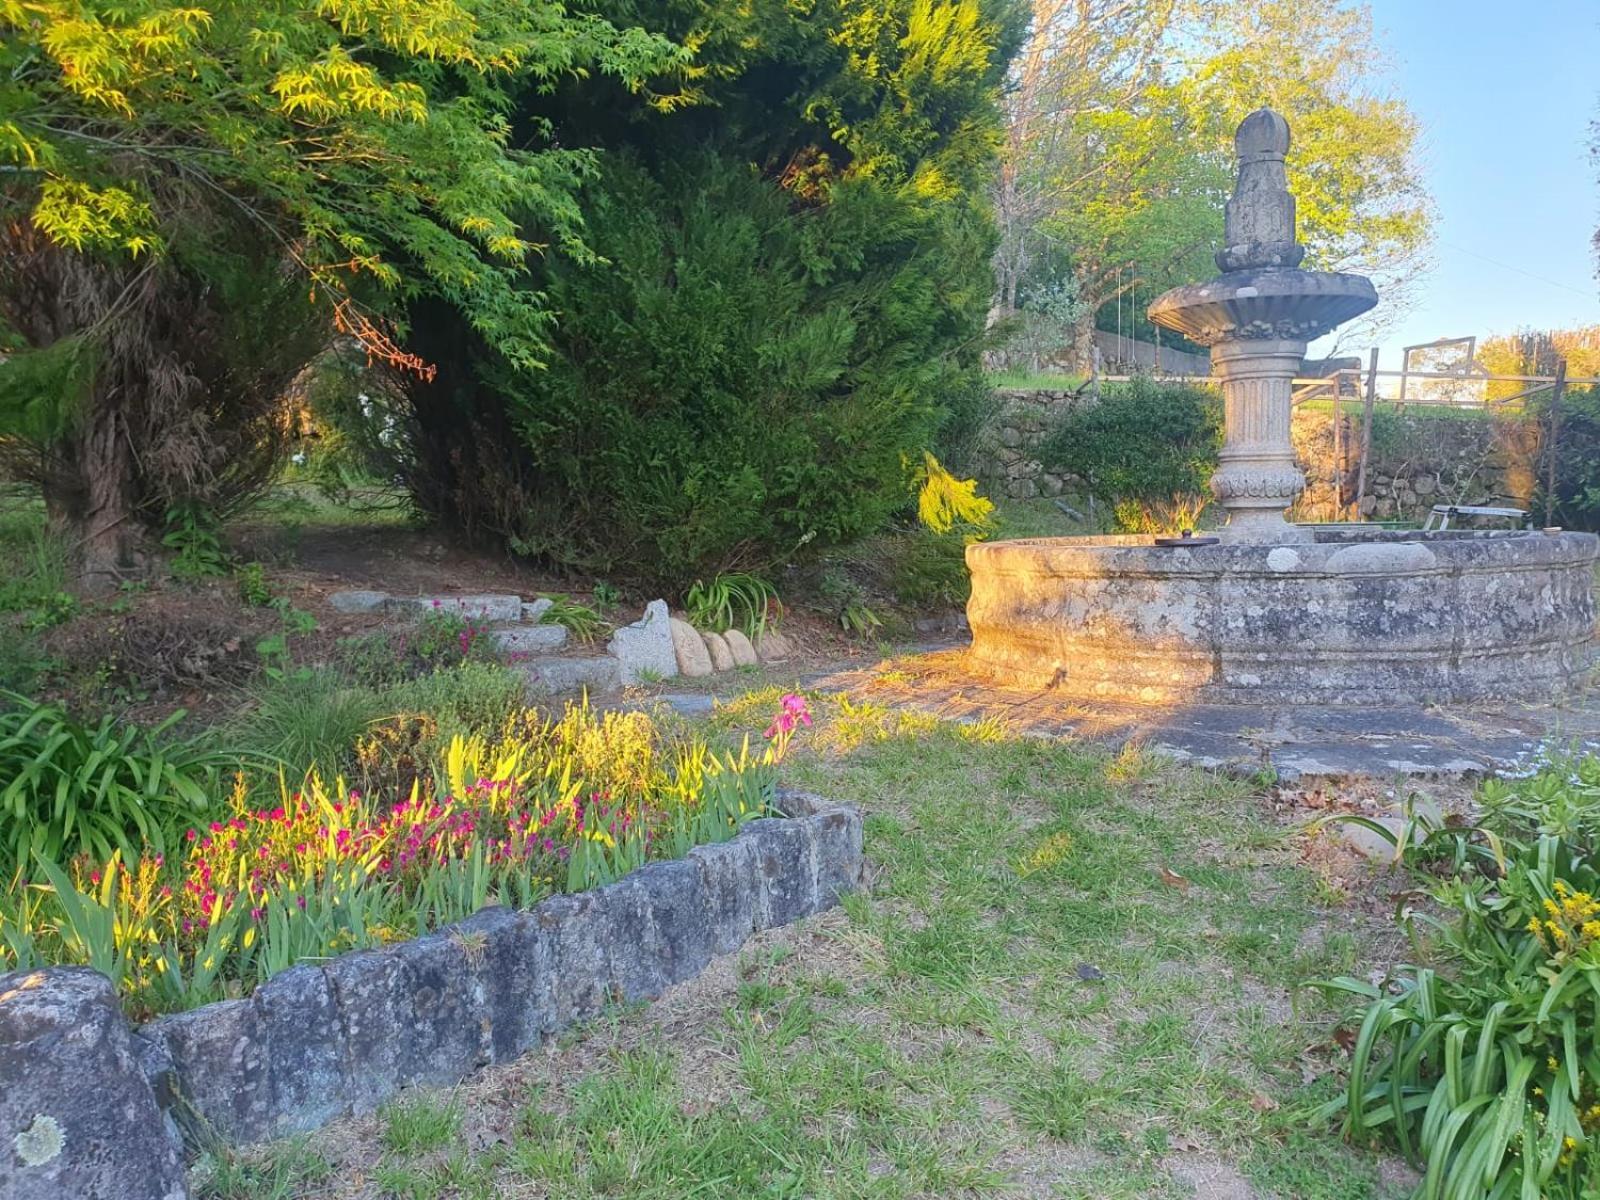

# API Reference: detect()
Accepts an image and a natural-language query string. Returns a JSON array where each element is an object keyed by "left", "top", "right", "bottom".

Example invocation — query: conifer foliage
[
  {"left": 0, "top": 0, "right": 679, "bottom": 583},
  {"left": 400, "top": 0, "right": 1025, "bottom": 583}
]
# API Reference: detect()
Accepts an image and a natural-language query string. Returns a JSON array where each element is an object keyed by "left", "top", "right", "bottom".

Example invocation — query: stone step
[
  {"left": 386, "top": 594, "right": 526, "bottom": 623},
  {"left": 490, "top": 625, "right": 568, "bottom": 654},
  {"left": 518, "top": 655, "right": 621, "bottom": 696}
]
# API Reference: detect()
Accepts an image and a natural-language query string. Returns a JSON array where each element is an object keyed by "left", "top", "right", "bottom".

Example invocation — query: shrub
[
  {"left": 378, "top": 661, "right": 526, "bottom": 748},
  {"left": 399, "top": 0, "right": 1019, "bottom": 585},
  {"left": 886, "top": 531, "right": 971, "bottom": 609},
  {"left": 0, "top": 695, "right": 234, "bottom": 870},
  {"left": 1536, "top": 386, "right": 1600, "bottom": 529},
  {"left": 407, "top": 156, "right": 985, "bottom": 584},
  {"left": 3, "top": 696, "right": 809, "bottom": 1016},
  {"left": 1038, "top": 378, "right": 1222, "bottom": 505},
  {"left": 1312, "top": 760, "right": 1600, "bottom": 1198},
  {"left": 229, "top": 672, "right": 387, "bottom": 780}
]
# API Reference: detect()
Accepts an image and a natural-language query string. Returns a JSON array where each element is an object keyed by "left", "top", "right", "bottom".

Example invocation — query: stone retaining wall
[
  {"left": 0, "top": 793, "right": 862, "bottom": 1200},
  {"left": 970, "top": 389, "right": 1089, "bottom": 501},
  {"left": 973, "top": 388, "right": 1534, "bottom": 519}
]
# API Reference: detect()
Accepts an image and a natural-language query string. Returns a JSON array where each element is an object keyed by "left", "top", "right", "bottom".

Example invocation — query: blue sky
[{"left": 1310, "top": 0, "right": 1599, "bottom": 368}]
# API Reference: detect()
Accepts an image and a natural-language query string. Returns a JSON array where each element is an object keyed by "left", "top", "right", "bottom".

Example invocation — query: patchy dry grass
[{"left": 193, "top": 695, "right": 1414, "bottom": 1199}]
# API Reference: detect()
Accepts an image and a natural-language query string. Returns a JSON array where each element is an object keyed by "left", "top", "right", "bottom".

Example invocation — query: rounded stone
[
  {"left": 722, "top": 629, "right": 759, "bottom": 667},
  {"left": 669, "top": 619, "right": 714, "bottom": 677},
  {"left": 701, "top": 631, "right": 736, "bottom": 672}
]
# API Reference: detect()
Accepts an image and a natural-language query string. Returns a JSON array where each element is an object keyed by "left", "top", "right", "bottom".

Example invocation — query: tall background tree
[
  {"left": 395, "top": 0, "right": 1027, "bottom": 583},
  {"left": 993, "top": 0, "right": 1433, "bottom": 369},
  {"left": 0, "top": 0, "right": 678, "bottom": 587}
]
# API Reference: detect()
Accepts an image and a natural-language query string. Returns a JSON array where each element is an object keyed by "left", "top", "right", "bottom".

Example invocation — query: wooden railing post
[
  {"left": 1545, "top": 358, "right": 1568, "bottom": 527},
  {"left": 1354, "top": 348, "right": 1378, "bottom": 519}
]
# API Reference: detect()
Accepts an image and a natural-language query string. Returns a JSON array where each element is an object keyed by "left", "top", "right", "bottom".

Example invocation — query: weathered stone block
[
  {"left": 449, "top": 906, "right": 550, "bottom": 1065},
  {"left": 328, "top": 588, "right": 389, "bottom": 614},
  {"left": 588, "top": 875, "right": 670, "bottom": 1002},
  {"left": 253, "top": 965, "right": 347, "bottom": 1136},
  {"left": 608, "top": 599, "right": 678, "bottom": 684},
  {"left": 532, "top": 893, "right": 612, "bottom": 1028},
  {"left": 807, "top": 807, "right": 865, "bottom": 906},
  {"left": 0, "top": 967, "right": 188, "bottom": 1200},
  {"left": 146, "top": 998, "right": 271, "bottom": 1143},
  {"left": 389, "top": 594, "right": 525, "bottom": 623},
  {"left": 491, "top": 625, "right": 568, "bottom": 655},
  {"left": 634, "top": 859, "right": 715, "bottom": 986},
  {"left": 744, "top": 817, "right": 819, "bottom": 930},
  {"left": 686, "top": 836, "right": 761, "bottom": 956},
  {"left": 389, "top": 932, "right": 492, "bottom": 1087},
  {"left": 321, "top": 947, "right": 411, "bottom": 1115},
  {"left": 520, "top": 655, "right": 621, "bottom": 696}
]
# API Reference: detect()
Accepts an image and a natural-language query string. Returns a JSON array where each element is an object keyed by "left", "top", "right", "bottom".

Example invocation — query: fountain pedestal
[{"left": 1208, "top": 337, "right": 1309, "bottom": 541}]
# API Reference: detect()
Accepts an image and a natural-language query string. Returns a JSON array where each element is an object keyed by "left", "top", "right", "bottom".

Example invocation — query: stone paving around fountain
[{"left": 776, "top": 648, "right": 1600, "bottom": 783}]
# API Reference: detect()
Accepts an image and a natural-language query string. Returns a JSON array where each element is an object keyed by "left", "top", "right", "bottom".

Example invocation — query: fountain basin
[
  {"left": 1147, "top": 267, "right": 1377, "bottom": 345},
  {"left": 965, "top": 529, "right": 1598, "bottom": 705}
]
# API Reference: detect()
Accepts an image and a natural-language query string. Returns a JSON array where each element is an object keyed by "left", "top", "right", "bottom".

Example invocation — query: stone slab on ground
[
  {"left": 328, "top": 589, "right": 389, "bottom": 614},
  {"left": 387, "top": 594, "right": 525, "bottom": 623},
  {"left": 491, "top": 625, "right": 568, "bottom": 655},
  {"left": 803, "top": 646, "right": 1600, "bottom": 783},
  {"left": 520, "top": 656, "right": 622, "bottom": 696},
  {"left": 658, "top": 693, "right": 716, "bottom": 717}
]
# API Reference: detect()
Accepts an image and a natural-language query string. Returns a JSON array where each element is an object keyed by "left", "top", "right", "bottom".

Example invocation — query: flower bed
[
  {"left": 2, "top": 692, "right": 861, "bottom": 1185},
  {"left": 2, "top": 697, "right": 812, "bottom": 1018}
]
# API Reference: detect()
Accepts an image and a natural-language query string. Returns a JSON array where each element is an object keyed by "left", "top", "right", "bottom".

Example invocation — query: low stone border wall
[{"left": 0, "top": 793, "right": 862, "bottom": 1200}]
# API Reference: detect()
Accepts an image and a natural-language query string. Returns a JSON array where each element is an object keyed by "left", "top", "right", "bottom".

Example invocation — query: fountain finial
[{"left": 1215, "top": 107, "right": 1304, "bottom": 273}]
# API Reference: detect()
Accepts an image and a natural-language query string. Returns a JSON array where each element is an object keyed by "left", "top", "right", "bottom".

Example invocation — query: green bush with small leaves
[{"left": 1038, "top": 378, "right": 1222, "bottom": 505}]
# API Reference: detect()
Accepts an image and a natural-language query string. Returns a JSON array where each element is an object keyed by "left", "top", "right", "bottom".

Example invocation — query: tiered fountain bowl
[{"left": 965, "top": 110, "right": 1597, "bottom": 705}]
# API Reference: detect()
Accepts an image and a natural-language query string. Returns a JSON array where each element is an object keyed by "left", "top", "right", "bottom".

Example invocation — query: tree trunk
[
  {"left": 39, "top": 400, "right": 144, "bottom": 594},
  {"left": 1069, "top": 311, "right": 1097, "bottom": 376}
]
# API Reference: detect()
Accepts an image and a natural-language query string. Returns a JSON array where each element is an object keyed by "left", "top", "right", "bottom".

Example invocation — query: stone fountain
[{"left": 965, "top": 109, "right": 1597, "bottom": 705}]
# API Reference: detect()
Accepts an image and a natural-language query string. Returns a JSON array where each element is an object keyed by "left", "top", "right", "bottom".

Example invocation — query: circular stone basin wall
[{"left": 965, "top": 529, "right": 1599, "bottom": 705}]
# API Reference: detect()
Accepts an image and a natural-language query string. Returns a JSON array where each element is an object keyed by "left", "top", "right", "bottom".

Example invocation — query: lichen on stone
[{"left": 15, "top": 1113, "right": 65, "bottom": 1166}]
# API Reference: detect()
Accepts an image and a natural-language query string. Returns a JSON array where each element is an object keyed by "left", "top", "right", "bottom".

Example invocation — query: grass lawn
[
  {"left": 198, "top": 694, "right": 1411, "bottom": 1200},
  {"left": 987, "top": 370, "right": 1086, "bottom": 392}
]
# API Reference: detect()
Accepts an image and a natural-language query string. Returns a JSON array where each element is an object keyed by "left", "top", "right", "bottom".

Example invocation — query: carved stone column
[{"left": 1208, "top": 337, "right": 1309, "bottom": 540}]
